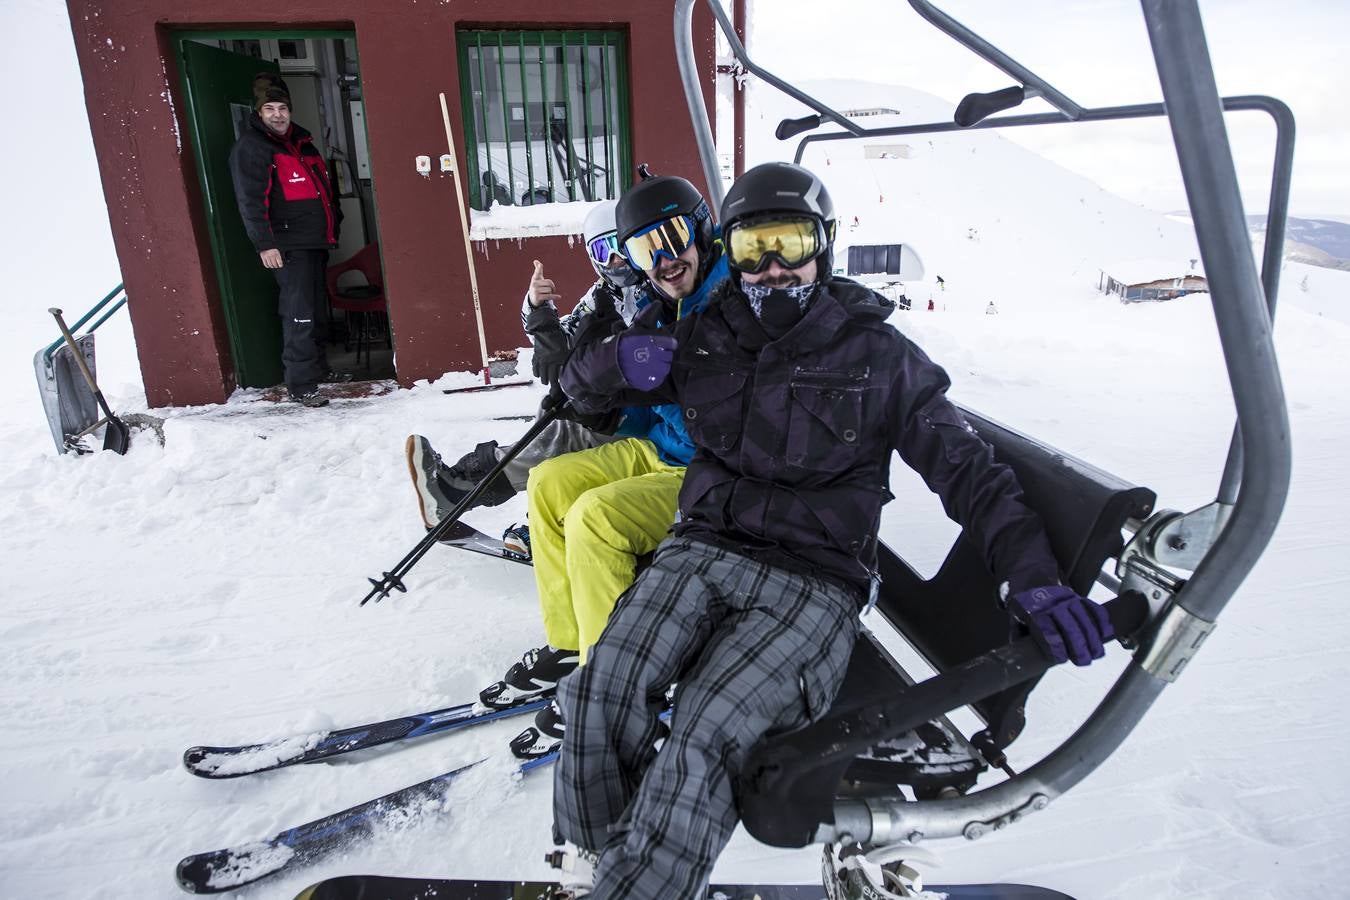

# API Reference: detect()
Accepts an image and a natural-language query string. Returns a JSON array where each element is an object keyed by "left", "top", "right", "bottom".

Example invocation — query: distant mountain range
[{"left": 1247, "top": 215, "right": 1350, "bottom": 271}]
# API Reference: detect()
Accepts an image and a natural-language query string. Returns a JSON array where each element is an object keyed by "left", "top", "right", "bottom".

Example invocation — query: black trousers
[{"left": 272, "top": 249, "right": 330, "bottom": 397}]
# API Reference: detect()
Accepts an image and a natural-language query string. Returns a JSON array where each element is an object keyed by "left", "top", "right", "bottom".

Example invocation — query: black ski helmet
[
  {"left": 720, "top": 161, "right": 837, "bottom": 281},
  {"left": 615, "top": 173, "right": 715, "bottom": 266}
]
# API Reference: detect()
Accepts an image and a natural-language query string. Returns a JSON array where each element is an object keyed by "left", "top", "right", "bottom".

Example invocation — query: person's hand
[
  {"left": 1008, "top": 585, "right": 1113, "bottom": 666},
  {"left": 260, "top": 248, "right": 284, "bottom": 269},
  {"left": 531, "top": 324, "right": 570, "bottom": 386},
  {"left": 617, "top": 334, "right": 677, "bottom": 389},
  {"left": 529, "top": 259, "right": 560, "bottom": 308}
]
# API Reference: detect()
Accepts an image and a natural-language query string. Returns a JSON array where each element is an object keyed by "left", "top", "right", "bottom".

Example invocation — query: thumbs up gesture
[{"left": 529, "top": 259, "right": 561, "bottom": 308}]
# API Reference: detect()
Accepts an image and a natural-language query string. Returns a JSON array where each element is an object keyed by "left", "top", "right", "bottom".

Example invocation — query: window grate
[{"left": 457, "top": 29, "right": 632, "bottom": 211}]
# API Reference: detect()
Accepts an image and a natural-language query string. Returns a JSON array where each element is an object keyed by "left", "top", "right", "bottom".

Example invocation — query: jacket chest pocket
[
  {"left": 681, "top": 367, "right": 746, "bottom": 453},
  {"left": 276, "top": 162, "right": 319, "bottom": 201},
  {"left": 786, "top": 369, "right": 866, "bottom": 470}
]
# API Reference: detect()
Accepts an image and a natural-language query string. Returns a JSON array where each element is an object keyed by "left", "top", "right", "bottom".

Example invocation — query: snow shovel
[{"left": 48, "top": 307, "right": 130, "bottom": 455}]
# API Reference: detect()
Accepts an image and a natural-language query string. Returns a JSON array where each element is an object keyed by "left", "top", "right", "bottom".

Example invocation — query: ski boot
[
  {"left": 290, "top": 389, "right": 329, "bottom": 408},
  {"left": 477, "top": 645, "right": 579, "bottom": 711},
  {"left": 509, "top": 698, "right": 565, "bottom": 760},
  {"left": 502, "top": 522, "right": 531, "bottom": 561},
  {"left": 406, "top": 434, "right": 469, "bottom": 529},
  {"left": 822, "top": 839, "right": 941, "bottom": 899},
  {"left": 406, "top": 435, "right": 517, "bottom": 530}
]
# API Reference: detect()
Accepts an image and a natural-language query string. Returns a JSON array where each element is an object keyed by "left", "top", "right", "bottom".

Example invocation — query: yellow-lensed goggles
[
  {"left": 726, "top": 215, "right": 827, "bottom": 273},
  {"left": 621, "top": 215, "right": 695, "bottom": 271}
]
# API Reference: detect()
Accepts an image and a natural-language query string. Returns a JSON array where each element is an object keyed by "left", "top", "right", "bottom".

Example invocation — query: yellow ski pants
[{"left": 526, "top": 437, "right": 685, "bottom": 663}]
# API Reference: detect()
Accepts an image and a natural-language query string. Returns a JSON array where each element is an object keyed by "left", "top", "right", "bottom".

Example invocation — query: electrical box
[{"left": 350, "top": 102, "right": 371, "bottom": 179}]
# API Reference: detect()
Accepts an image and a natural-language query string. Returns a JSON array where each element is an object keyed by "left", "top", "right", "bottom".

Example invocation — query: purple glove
[
  {"left": 617, "top": 333, "right": 677, "bottom": 389},
  {"left": 1008, "top": 585, "right": 1113, "bottom": 667}
]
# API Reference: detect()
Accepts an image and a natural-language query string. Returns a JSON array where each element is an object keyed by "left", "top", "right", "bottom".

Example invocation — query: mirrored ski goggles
[
  {"left": 726, "top": 215, "right": 829, "bottom": 273},
  {"left": 621, "top": 214, "right": 696, "bottom": 271},
  {"left": 587, "top": 232, "right": 623, "bottom": 268}
]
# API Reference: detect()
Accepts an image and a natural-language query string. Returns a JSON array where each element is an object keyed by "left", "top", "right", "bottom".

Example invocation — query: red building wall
[{"left": 64, "top": 1, "right": 717, "bottom": 407}]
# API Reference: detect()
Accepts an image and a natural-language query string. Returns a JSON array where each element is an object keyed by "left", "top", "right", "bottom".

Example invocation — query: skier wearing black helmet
[{"left": 552, "top": 161, "right": 1113, "bottom": 899}]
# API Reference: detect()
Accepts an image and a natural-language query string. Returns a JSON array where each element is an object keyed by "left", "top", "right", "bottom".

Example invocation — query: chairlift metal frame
[{"left": 673, "top": 0, "right": 1292, "bottom": 846}]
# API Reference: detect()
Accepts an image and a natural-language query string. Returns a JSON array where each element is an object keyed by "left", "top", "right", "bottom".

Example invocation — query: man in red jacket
[{"left": 228, "top": 73, "right": 342, "bottom": 407}]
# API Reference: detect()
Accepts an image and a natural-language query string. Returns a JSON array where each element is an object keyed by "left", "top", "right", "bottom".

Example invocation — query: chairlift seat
[{"left": 738, "top": 406, "right": 1156, "bottom": 847}]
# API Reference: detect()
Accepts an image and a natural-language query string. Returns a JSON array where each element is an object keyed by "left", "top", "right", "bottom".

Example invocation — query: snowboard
[{"left": 294, "top": 875, "right": 1074, "bottom": 900}]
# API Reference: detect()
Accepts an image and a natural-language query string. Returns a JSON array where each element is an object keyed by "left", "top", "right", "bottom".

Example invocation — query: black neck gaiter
[{"left": 742, "top": 281, "right": 817, "bottom": 340}]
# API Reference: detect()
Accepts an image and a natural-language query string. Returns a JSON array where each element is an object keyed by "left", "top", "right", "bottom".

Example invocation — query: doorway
[{"left": 174, "top": 30, "right": 393, "bottom": 389}]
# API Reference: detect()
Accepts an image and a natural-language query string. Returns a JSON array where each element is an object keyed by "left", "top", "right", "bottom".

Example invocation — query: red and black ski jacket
[{"left": 228, "top": 113, "right": 341, "bottom": 253}]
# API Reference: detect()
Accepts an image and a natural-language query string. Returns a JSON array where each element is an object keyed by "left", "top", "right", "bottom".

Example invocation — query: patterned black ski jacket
[
  {"left": 228, "top": 114, "right": 341, "bottom": 253},
  {"left": 561, "top": 276, "right": 1061, "bottom": 599}
]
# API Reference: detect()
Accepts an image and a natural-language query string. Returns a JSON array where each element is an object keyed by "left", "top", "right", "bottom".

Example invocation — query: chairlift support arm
[{"left": 675, "top": 0, "right": 1291, "bottom": 847}]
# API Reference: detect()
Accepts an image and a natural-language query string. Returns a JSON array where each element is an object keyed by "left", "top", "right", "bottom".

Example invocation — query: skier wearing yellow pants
[
  {"left": 477, "top": 173, "right": 730, "bottom": 761},
  {"left": 528, "top": 436, "right": 685, "bottom": 662}
]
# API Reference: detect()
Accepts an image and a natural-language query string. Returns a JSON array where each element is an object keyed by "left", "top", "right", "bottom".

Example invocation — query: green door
[{"left": 178, "top": 41, "right": 284, "bottom": 388}]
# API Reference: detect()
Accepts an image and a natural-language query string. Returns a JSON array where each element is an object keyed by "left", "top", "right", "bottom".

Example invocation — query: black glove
[
  {"left": 524, "top": 304, "right": 570, "bottom": 386},
  {"left": 531, "top": 324, "right": 570, "bottom": 386},
  {"left": 570, "top": 282, "right": 625, "bottom": 350}
]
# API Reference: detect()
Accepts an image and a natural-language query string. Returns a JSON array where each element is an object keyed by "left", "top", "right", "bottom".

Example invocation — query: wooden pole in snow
[{"left": 439, "top": 92, "right": 492, "bottom": 384}]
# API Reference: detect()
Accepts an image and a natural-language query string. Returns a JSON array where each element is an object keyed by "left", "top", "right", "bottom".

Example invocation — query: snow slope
[{"left": 3, "top": 12, "right": 1349, "bottom": 900}]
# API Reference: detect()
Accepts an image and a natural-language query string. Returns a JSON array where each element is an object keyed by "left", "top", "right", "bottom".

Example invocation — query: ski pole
[
  {"left": 439, "top": 91, "right": 493, "bottom": 386},
  {"left": 361, "top": 396, "right": 569, "bottom": 606}
]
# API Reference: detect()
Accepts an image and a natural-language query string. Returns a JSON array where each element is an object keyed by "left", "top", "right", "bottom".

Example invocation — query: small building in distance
[{"left": 1099, "top": 258, "right": 1208, "bottom": 303}]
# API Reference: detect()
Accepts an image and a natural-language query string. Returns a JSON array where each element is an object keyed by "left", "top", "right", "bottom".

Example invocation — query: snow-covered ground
[{"left": 4, "top": 4, "right": 1349, "bottom": 899}]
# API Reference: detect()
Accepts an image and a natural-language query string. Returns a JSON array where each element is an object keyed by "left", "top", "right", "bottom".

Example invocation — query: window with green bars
[{"left": 456, "top": 29, "right": 632, "bottom": 211}]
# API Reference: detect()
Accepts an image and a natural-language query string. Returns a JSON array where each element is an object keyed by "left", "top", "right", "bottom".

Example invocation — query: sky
[{"left": 748, "top": 0, "right": 1350, "bottom": 218}]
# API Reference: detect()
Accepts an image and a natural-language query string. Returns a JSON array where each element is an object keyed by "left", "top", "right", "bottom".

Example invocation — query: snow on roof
[
  {"left": 1101, "top": 257, "right": 1206, "bottom": 284},
  {"left": 468, "top": 199, "right": 605, "bottom": 241}
]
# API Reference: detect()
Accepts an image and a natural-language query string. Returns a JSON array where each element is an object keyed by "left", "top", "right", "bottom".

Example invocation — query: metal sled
[
  {"left": 34, "top": 283, "right": 128, "bottom": 454},
  {"left": 675, "top": 0, "right": 1291, "bottom": 849}
]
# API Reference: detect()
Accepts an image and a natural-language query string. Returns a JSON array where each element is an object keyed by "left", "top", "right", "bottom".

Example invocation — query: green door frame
[{"left": 172, "top": 28, "right": 378, "bottom": 387}]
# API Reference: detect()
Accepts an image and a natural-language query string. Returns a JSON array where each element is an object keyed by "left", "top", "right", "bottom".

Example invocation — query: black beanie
[{"left": 252, "top": 72, "right": 291, "bottom": 111}]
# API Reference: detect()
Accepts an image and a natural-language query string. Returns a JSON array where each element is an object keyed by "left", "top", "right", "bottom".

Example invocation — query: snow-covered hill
[
  {"left": 3, "top": 29, "right": 1349, "bottom": 900},
  {"left": 748, "top": 80, "right": 1202, "bottom": 312}
]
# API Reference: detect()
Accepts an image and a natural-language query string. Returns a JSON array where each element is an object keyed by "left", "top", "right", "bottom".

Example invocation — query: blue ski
[
  {"left": 183, "top": 697, "right": 551, "bottom": 779},
  {"left": 176, "top": 753, "right": 558, "bottom": 894}
]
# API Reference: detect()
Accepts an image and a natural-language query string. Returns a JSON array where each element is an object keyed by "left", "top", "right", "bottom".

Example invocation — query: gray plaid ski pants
[{"left": 553, "top": 536, "right": 860, "bottom": 899}]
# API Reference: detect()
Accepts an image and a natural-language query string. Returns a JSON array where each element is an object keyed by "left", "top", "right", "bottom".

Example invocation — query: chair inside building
[{"left": 326, "top": 242, "right": 390, "bottom": 372}]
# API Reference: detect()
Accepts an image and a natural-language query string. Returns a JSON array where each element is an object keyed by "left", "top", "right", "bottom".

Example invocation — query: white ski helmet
[{"left": 583, "top": 200, "right": 641, "bottom": 288}]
